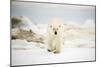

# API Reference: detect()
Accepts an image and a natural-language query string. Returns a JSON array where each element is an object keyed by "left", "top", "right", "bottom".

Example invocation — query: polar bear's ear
[
  {"left": 50, "top": 25, "right": 52, "bottom": 28},
  {"left": 59, "top": 25, "right": 61, "bottom": 28}
]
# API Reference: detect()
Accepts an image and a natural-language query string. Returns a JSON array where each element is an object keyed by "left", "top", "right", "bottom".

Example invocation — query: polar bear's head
[{"left": 48, "top": 18, "right": 64, "bottom": 35}]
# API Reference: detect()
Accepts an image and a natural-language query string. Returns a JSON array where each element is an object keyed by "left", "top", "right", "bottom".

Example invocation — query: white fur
[{"left": 47, "top": 18, "right": 64, "bottom": 54}]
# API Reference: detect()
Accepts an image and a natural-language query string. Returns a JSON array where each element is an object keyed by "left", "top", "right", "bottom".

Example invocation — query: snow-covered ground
[
  {"left": 11, "top": 40, "right": 95, "bottom": 66},
  {"left": 11, "top": 21, "right": 95, "bottom": 66}
]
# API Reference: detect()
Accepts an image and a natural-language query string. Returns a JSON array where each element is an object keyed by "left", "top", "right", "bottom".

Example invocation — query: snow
[
  {"left": 31, "top": 24, "right": 47, "bottom": 36},
  {"left": 12, "top": 48, "right": 95, "bottom": 66},
  {"left": 11, "top": 20, "right": 95, "bottom": 66},
  {"left": 11, "top": 39, "right": 95, "bottom": 66},
  {"left": 84, "top": 19, "right": 95, "bottom": 27}
]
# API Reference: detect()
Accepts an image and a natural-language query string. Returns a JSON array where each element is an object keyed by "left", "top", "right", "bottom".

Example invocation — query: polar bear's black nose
[{"left": 54, "top": 31, "right": 57, "bottom": 35}]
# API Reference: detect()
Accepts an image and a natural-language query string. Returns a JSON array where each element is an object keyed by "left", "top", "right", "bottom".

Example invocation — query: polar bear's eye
[{"left": 50, "top": 25, "right": 52, "bottom": 28}]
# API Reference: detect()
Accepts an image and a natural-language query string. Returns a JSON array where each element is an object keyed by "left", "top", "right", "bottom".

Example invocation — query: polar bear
[{"left": 47, "top": 18, "right": 64, "bottom": 54}]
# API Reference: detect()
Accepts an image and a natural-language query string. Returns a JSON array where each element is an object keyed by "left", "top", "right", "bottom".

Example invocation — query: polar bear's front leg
[
  {"left": 47, "top": 38, "right": 55, "bottom": 52},
  {"left": 53, "top": 45, "right": 61, "bottom": 54},
  {"left": 53, "top": 38, "right": 63, "bottom": 54}
]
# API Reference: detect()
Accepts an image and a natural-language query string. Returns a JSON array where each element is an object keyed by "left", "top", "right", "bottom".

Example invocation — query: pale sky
[{"left": 11, "top": 1, "right": 95, "bottom": 24}]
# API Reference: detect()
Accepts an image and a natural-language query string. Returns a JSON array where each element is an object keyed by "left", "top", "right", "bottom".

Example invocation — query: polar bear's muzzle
[{"left": 54, "top": 31, "right": 57, "bottom": 35}]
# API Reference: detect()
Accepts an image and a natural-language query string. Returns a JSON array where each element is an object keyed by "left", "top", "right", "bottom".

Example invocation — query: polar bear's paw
[
  {"left": 53, "top": 51, "right": 60, "bottom": 54},
  {"left": 47, "top": 49, "right": 52, "bottom": 52}
]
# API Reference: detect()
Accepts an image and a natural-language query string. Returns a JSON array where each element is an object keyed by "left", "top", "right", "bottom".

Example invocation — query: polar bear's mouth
[{"left": 54, "top": 31, "right": 57, "bottom": 35}]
